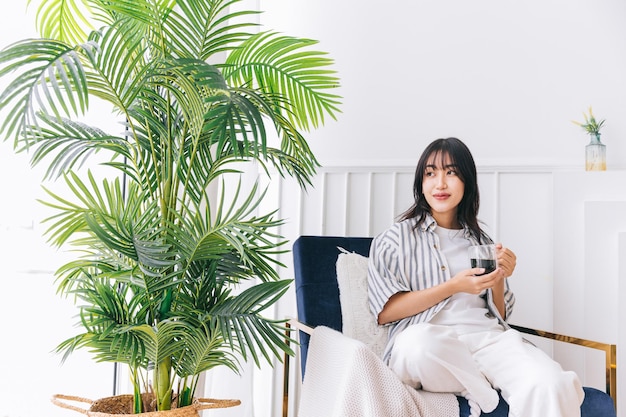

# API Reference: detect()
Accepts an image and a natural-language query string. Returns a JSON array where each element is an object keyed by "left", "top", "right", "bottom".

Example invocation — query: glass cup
[{"left": 468, "top": 244, "right": 497, "bottom": 276}]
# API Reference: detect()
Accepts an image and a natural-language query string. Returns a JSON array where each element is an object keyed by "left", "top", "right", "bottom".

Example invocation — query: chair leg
[{"left": 282, "top": 321, "right": 292, "bottom": 417}]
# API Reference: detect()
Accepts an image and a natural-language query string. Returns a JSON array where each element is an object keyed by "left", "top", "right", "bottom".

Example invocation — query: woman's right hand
[{"left": 450, "top": 267, "right": 504, "bottom": 294}]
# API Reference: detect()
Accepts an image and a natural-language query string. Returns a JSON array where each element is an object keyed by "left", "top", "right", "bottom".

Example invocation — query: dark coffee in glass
[{"left": 468, "top": 244, "right": 497, "bottom": 276}]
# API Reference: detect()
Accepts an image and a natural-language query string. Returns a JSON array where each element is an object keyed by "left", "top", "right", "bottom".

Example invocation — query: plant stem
[
  {"left": 155, "top": 357, "right": 173, "bottom": 410},
  {"left": 132, "top": 367, "right": 143, "bottom": 413}
]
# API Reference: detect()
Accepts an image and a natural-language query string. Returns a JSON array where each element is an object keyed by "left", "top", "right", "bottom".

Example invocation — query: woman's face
[{"left": 421, "top": 152, "right": 465, "bottom": 228}]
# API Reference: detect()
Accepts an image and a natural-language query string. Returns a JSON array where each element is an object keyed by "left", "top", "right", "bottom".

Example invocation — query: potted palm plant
[{"left": 0, "top": 0, "right": 340, "bottom": 414}]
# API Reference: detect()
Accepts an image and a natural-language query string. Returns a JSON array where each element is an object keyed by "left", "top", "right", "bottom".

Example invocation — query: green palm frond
[
  {"left": 174, "top": 322, "right": 240, "bottom": 378},
  {"left": 94, "top": 0, "right": 176, "bottom": 23},
  {"left": 40, "top": 171, "right": 132, "bottom": 247},
  {"left": 211, "top": 280, "right": 294, "bottom": 366},
  {"left": 167, "top": 0, "right": 259, "bottom": 60},
  {"left": 163, "top": 58, "right": 225, "bottom": 139},
  {"left": 29, "top": 0, "right": 95, "bottom": 45},
  {"left": 42, "top": 172, "right": 182, "bottom": 283},
  {"left": 56, "top": 279, "right": 145, "bottom": 365},
  {"left": 243, "top": 112, "right": 320, "bottom": 188},
  {"left": 128, "top": 321, "right": 188, "bottom": 366},
  {"left": 84, "top": 25, "right": 153, "bottom": 110},
  {"left": 0, "top": 38, "right": 90, "bottom": 142},
  {"left": 25, "top": 113, "right": 130, "bottom": 180},
  {"left": 171, "top": 180, "right": 286, "bottom": 285},
  {"left": 179, "top": 181, "right": 284, "bottom": 264},
  {"left": 224, "top": 31, "right": 342, "bottom": 130}
]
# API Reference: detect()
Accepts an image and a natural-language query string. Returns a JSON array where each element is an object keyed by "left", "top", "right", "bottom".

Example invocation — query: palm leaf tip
[{"left": 224, "top": 31, "right": 342, "bottom": 131}]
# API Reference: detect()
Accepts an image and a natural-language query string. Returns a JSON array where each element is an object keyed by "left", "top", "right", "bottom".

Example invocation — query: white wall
[{"left": 260, "top": 0, "right": 626, "bottom": 169}]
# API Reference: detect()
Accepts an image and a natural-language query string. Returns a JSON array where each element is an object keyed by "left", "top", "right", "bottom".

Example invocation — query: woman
[{"left": 367, "top": 137, "right": 583, "bottom": 417}]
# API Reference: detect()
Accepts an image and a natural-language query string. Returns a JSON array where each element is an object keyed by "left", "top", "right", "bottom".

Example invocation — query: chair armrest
[
  {"left": 287, "top": 317, "right": 314, "bottom": 335},
  {"left": 282, "top": 318, "right": 313, "bottom": 417},
  {"left": 510, "top": 324, "right": 617, "bottom": 408}
]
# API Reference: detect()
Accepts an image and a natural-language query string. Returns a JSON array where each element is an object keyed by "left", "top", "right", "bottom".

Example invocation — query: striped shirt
[{"left": 367, "top": 215, "right": 516, "bottom": 363}]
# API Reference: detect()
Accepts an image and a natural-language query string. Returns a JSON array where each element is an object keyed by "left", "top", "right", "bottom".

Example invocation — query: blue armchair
[{"left": 285, "top": 235, "right": 616, "bottom": 417}]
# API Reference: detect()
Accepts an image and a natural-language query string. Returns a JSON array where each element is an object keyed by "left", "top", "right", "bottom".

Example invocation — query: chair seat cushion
[{"left": 457, "top": 387, "right": 614, "bottom": 416}]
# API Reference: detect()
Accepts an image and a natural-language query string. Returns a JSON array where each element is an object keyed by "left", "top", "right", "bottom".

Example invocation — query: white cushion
[{"left": 336, "top": 249, "right": 389, "bottom": 358}]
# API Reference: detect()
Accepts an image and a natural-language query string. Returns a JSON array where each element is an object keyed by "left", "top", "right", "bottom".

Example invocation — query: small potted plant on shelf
[
  {"left": 0, "top": 0, "right": 341, "bottom": 415},
  {"left": 572, "top": 106, "right": 606, "bottom": 171}
]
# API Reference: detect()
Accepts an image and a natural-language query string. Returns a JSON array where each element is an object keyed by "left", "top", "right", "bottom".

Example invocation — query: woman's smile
[{"left": 432, "top": 192, "right": 451, "bottom": 200}]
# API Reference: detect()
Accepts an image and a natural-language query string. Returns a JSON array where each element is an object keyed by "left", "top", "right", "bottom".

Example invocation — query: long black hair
[{"left": 399, "top": 137, "right": 488, "bottom": 243}]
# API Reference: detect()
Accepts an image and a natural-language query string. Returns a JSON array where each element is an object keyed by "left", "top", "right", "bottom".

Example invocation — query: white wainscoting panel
[{"left": 553, "top": 171, "right": 626, "bottom": 411}]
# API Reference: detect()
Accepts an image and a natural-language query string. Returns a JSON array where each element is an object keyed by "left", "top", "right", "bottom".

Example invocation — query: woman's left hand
[{"left": 495, "top": 244, "right": 516, "bottom": 278}]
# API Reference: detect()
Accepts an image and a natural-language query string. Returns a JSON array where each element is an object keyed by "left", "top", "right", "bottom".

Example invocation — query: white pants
[{"left": 388, "top": 323, "right": 584, "bottom": 417}]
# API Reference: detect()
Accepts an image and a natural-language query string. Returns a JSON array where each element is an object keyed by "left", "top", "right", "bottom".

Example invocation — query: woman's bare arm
[{"left": 378, "top": 266, "right": 505, "bottom": 324}]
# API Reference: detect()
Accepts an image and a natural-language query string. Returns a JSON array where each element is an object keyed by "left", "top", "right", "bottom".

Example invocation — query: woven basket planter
[{"left": 52, "top": 394, "right": 241, "bottom": 417}]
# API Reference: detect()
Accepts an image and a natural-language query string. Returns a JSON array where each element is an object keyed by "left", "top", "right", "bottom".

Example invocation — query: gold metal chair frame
[
  {"left": 282, "top": 320, "right": 617, "bottom": 417},
  {"left": 510, "top": 324, "right": 617, "bottom": 407}
]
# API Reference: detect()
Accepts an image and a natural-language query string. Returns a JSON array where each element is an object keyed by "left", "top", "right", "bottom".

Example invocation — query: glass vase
[{"left": 585, "top": 133, "right": 606, "bottom": 171}]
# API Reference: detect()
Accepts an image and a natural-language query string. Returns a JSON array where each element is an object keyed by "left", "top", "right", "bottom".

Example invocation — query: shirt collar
[
  {"left": 421, "top": 214, "right": 437, "bottom": 231},
  {"left": 419, "top": 214, "right": 477, "bottom": 243}
]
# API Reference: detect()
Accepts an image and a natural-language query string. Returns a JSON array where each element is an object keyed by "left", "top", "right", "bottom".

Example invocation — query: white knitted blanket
[{"left": 298, "top": 326, "right": 459, "bottom": 417}]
